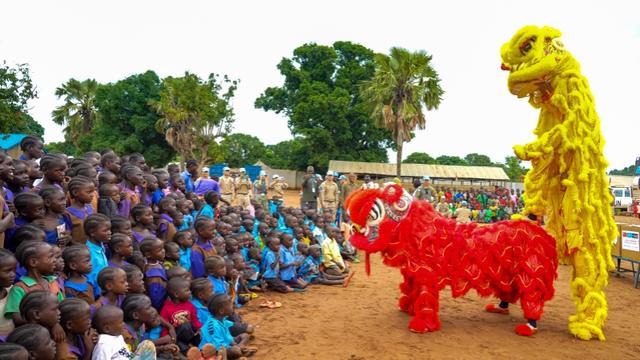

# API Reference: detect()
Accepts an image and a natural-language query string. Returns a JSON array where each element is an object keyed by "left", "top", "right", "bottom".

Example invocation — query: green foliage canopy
[
  {"left": 255, "top": 41, "right": 393, "bottom": 172},
  {"left": 0, "top": 62, "right": 38, "bottom": 135}
]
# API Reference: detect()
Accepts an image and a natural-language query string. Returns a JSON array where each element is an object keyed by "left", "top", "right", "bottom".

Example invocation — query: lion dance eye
[{"left": 520, "top": 36, "right": 536, "bottom": 56}]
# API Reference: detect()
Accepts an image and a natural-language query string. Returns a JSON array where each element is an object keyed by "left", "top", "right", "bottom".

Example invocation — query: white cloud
[{"left": 1, "top": 0, "right": 638, "bottom": 169}]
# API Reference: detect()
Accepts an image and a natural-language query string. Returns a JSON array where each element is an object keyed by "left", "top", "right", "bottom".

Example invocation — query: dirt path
[{"left": 240, "top": 255, "right": 639, "bottom": 360}]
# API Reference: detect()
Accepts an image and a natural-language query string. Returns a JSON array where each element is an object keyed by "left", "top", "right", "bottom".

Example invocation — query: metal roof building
[{"left": 328, "top": 160, "right": 510, "bottom": 185}]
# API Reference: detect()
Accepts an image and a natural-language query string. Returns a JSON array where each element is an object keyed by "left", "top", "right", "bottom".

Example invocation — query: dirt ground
[{"left": 239, "top": 191, "right": 640, "bottom": 359}]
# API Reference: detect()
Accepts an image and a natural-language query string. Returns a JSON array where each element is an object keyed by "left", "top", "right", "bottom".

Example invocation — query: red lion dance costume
[{"left": 345, "top": 183, "right": 558, "bottom": 336}]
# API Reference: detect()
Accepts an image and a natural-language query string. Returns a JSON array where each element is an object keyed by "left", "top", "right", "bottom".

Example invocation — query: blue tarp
[{"left": 0, "top": 134, "right": 27, "bottom": 150}]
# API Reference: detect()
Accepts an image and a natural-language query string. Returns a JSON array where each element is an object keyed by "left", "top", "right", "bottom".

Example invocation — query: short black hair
[
  {"left": 14, "top": 192, "right": 43, "bottom": 215},
  {"left": 15, "top": 241, "right": 49, "bottom": 267},
  {"left": 0, "top": 342, "right": 27, "bottom": 360},
  {"left": 19, "top": 135, "right": 42, "bottom": 151},
  {"left": 207, "top": 293, "right": 230, "bottom": 315},
  {"left": 204, "top": 255, "right": 225, "bottom": 271},
  {"left": 166, "top": 276, "right": 190, "bottom": 299},
  {"left": 19, "top": 290, "right": 56, "bottom": 322},
  {"left": 190, "top": 278, "right": 211, "bottom": 297},
  {"left": 110, "top": 216, "right": 131, "bottom": 234},
  {"left": 6, "top": 324, "right": 49, "bottom": 353},
  {"left": 59, "top": 298, "right": 90, "bottom": 330},
  {"left": 139, "top": 237, "right": 162, "bottom": 257},
  {"left": 62, "top": 245, "right": 89, "bottom": 275},
  {"left": 92, "top": 305, "right": 123, "bottom": 334},
  {"left": 122, "top": 294, "right": 152, "bottom": 322},
  {"left": 83, "top": 213, "right": 110, "bottom": 236},
  {"left": 97, "top": 267, "right": 125, "bottom": 292},
  {"left": 186, "top": 159, "right": 198, "bottom": 168},
  {"left": 11, "top": 225, "right": 45, "bottom": 248}
]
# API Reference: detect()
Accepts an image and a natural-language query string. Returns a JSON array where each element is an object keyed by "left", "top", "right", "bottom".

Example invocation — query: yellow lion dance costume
[{"left": 500, "top": 26, "right": 617, "bottom": 341}]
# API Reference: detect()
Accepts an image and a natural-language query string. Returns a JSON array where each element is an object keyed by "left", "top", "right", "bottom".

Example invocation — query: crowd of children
[
  {"left": 0, "top": 135, "right": 357, "bottom": 360},
  {"left": 421, "top": 185, "right": 525, "bottom": 224}
]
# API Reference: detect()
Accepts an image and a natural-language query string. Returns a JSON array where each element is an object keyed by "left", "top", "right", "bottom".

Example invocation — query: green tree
[
  {"left": 45, "top": 140, "right": 79, "bottom": 156},
  {"left": 361, "top": 47, "right": 444, "bottom": 177},
  {"left": 609, "top": 165, "right": 635, "bottom": 176},
  {"left": 435, "top": 155, "right": 467, "bottom": 165},
  {"left": 153, "top": 72, "right": 237, "bottom": 168},
  {"left": 255, "top": 41, "right": 393, "bottom": 172},
  {"left": 0, "top": 62, "right": 37, "bottom": 134},
  {"left": 52, "top": 79, "right": 99, "bottom": 147},
  {"left": 403, "top": 152, "right": 436, "bottom": 164},
  {"left": 92, "top": 71, "right": 175, "bottom": 167},
  {"left": 220, "top": 133, "right": 266, "bottom": 168},
  {"left": 262, "top": 139, "right": 307, "bottom": 170},
  {"left": 502, "top": 156, "right": 528, "bottom": 181},
  {"left": 464, "top": 153, "right": 494, "bottom": 167}
]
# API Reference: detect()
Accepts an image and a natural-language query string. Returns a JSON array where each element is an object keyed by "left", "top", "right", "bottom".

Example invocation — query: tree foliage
[
  {"left": 403, "top": 152, "right": 436, "bottom": 164},
  {"left": 153, "top": 72, "right": 237, "bottom": 167},
  {"left": 609, "top": 165, "right": 635, "bottom": 176},
  {"left": 360, "top": 47, "right": 444, "bottom": 176},
  {"left": 45, "top": 140, "right": 79, "bottom": 156},
  {"left": 92, "top": 71, "right": 175, "bottom": 167},
  {"left": 52, "top": 78, "right": 99, "bottom": 146},
  {"left": 220, "top": 133, "right": 266, "bottom": 168},
  {"left": 434, "top": 155, "right": 467, "bottom": 166},
  {"left": 464, "top": 153, "right": 494, "bottom": 167},
  {"left": 501, "top": 156, "right": 528, "bottom": 181},
  {"left": 0, "top": 62, "right": 37, "bottom": 134},
  {"left": 255, "top": 41, "right": 393, "bottom": 172}
]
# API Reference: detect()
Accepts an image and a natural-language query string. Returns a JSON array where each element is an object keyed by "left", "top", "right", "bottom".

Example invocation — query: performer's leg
[
  {"left": 398, "top": 276, "right": 415, "bottom": 315},
  {"left": 485, "top": 300, "right": 510, "bottom": 315},
  {"left": 407, "top": 284, "right": 441, "bottom": 333}
]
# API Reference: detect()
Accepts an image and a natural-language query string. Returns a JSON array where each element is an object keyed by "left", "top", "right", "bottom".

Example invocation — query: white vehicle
[{"left": 611, "top": 186, "right": 633, "bottom": 211}]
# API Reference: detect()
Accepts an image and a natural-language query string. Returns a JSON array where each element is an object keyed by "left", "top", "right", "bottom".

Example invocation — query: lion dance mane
[
  {"left": 501, "top": 25, "right": 617, "bottom": 340},
  {"left": 345, "top": 184, "right": 557, "bottom": 336}
]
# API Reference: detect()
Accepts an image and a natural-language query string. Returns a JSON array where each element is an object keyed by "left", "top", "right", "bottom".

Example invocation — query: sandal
[{"left": 268, "top": 301, "right": 282, "bottom": 309}]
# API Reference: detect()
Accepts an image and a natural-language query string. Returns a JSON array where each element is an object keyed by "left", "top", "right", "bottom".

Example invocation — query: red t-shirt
[{"left": 160, "top": 298, "right": 203, "bottom": 335}]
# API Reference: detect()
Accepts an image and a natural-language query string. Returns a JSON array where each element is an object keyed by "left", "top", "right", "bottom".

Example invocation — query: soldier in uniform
[
  {"left": 340, "top": 173, "right": 359, "bottom": 205},
  {"left": 253, "top": 170, "right": 269, "bottom": 210},
  {"left": 235, "top": 168, "right": 253, "bottom": 210},
  {"left": 269, "top": 175, "right": 288, "bottom": 214},
  {"left": 219, "top": 166, "right": 235, "bottom": 206},
  {"left": 319, "top": 171, "right": 339, "bottom": 221},
  {"left": 453, "top": 200, "right": 472, "bottom": 223},
  {"left": 413, "top": 176, "right": 437, "bottom": 203}
]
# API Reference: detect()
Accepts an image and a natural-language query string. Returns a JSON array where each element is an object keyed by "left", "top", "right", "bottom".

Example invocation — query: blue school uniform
[
  {"left": 191, "top": 298, "right": 212, "bottom": 325},
  {"left": 87, "top": 240, "right": 108, "bottom": 297},
  {"left": 298, "top": 255, "right": 320, "bottom": 283},
  {"left": 43, "top": 215, "right": 72, "bottom": 245},
  {"left": 196, "top": 204, "right": 215, "bottom": 219},
  {"left": 207, "top": 275, "right": 229, "bottom": 295},
  {"left": 261, "top": 249, "right": 279, "bottom": 279},
  {"left": 151, "top": 188, "right": 165, "bottom": 207},
  {"left": 279, "top": 246, "right": 296, "bottom": 281},
  {"left": 179, "top": 247, "right": 192, "bottom": 271},
  {"left": 199, "top": 317, "right": 234, "bottom": 351},
  {"left": 144, "top": 326, "right": 162, "bottom": 341}
]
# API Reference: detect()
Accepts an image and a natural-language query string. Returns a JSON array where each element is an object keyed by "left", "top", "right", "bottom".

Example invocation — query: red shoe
[
  {"left": 515, "top": 323, "right": 537, "bottom": 336},
  {"left": 485, "top": 303, "right": 509, "bottom": 315}
]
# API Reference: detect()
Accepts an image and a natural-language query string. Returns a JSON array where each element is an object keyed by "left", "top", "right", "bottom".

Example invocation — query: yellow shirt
[{"left": 321, "top": 237, "right": 344, "bottom": 268}]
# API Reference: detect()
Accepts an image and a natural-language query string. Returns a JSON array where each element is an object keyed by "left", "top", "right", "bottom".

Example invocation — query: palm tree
[
  {"left": 52, "top": 78, "right": 99, "bottom": 146},
  {"left": 361, "top": 47, "right": 443, "bottom": 177}
]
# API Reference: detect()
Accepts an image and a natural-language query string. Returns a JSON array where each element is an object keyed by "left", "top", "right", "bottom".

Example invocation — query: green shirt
[{"left": 5, "top": 275, "right": 64, "bottom": 318}]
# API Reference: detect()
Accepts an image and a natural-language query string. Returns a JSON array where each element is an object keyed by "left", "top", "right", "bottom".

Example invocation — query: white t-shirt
[
  {"left": 92, "top": 334, "right": 132, "bottom": 360},
  {"left": 0, "top": 287, "right": 15, "bottom": 336}
]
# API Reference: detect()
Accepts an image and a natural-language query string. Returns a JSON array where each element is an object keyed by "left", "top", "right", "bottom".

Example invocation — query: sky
[{"left": 1, "top": 0, "right": 639, "bottom": 170}]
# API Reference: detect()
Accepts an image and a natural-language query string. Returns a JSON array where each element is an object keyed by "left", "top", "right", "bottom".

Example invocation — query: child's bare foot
[
  {"left": 186, "top": 346, "right": 202, "bottom": 360},
  {"left": 241, "top": 346, "right": 258, "bottom": 357},
  {"left": 343, "top": 271, "right": 355, "bottom": 287},
  {"left": 246, "top": 324, "right": 255, "bottom": 334}
]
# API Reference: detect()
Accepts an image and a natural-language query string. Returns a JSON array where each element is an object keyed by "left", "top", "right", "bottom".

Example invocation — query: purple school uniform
[
  {"left": 145, "top": 263, "right": 168, "bottom": 310},
  {"left": 190, "top": 240, "right": 216, "bottom": 278}
]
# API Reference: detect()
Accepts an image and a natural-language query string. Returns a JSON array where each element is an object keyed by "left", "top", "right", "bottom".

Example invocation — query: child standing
[
  {"left": 0, "top": 249, "right": 17, "bottom": 338},
  {"left": 5, "top": 241, "right": 63, "bottom": 324},
  {"left": 6, "top": 324, "right": 56, "bottom": 360},
  {"left": 96, "top": 267, "right": 129, "bottom": 308},
  {"left": 62, "top": 245, "right": 96, "bottom": 304},
  {"left": 196, "top": 191, "right": 218, "bottom": 219},
  {"left": 66, "top": 176, "right": 96, "bottom": 245},
  {"left": 191, "top": 218, "right": 218, "bottom": 278},
  {"left": 175, "top": 230, "right": 193, "bottom": 271},
  {"left": 156, "top": 198, "right": 178, "bottom": 242},
  {"left": 117, "top": 165, "right": 143, "bottom": 218},
  {"left": 130, "top": 204, "right": 155, "bottom": 244},
  {"left": 57, "top": 298, "right": 96, "bottom": 360},
  {"left": 140, "top": 238, "right": 168, "bottom": 310},
  {"left": 34, "top": 187, "right": 72, "bottom": 247},
  {"left": 33, "top": 154, "right": 66, "bottom": 192},
  {"left": 84, "top": 214, "right": 111, "bottom": 297},
  {"left": 107, "top": 233, "right": 133, "bottom": 268},
  {"left": 97, "top": 183, "right": 120, "bottom": 219}
]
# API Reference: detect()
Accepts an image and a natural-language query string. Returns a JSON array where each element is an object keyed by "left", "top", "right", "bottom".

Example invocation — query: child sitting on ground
[
  {"left": 92, "top": 305, "right": 155, "bottom": 359},
  {"left": 321, "top": 227, "right": 349, "bottom": 276},
  {"left": 95, "top": 267, "right": 129, "bottom": 308},
  {"left": 199, "top": 294, "right": 256, "bottom": 359},
  {"left": 261, "top": 237, "right": 291, "bottom": 293},
  {"left": 160, "top": 277, "right": 202, "bottom": 353}
]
